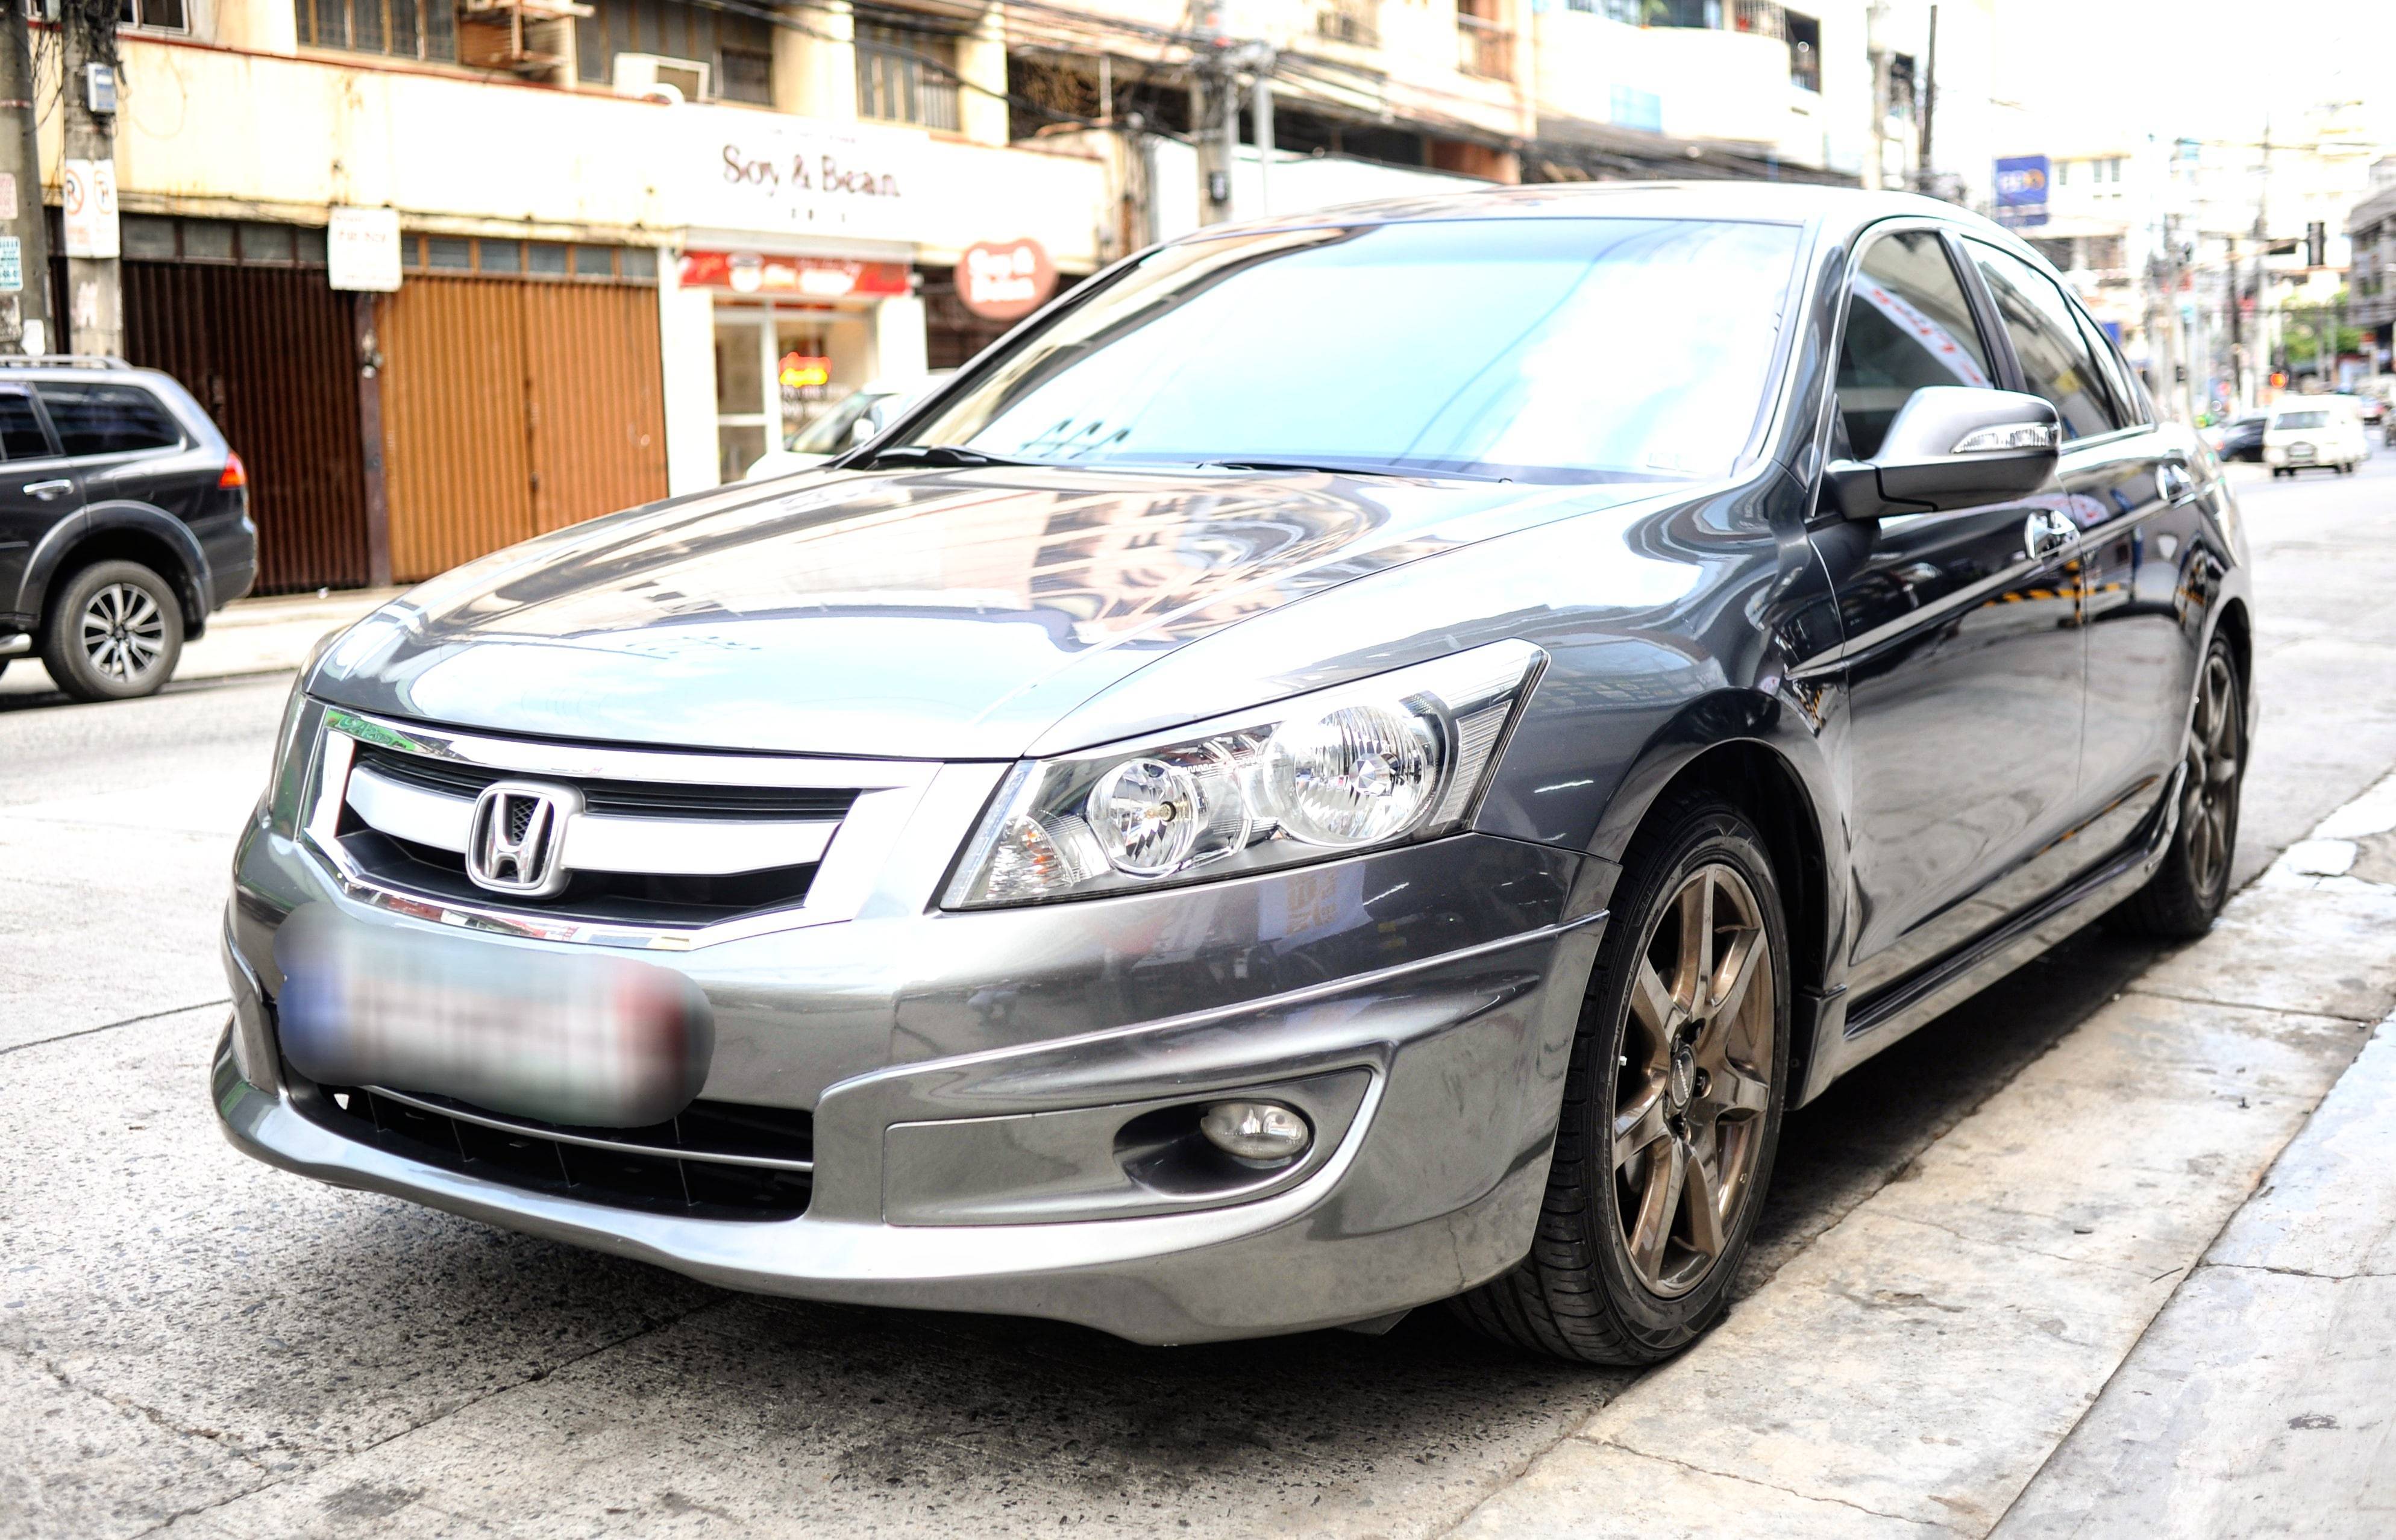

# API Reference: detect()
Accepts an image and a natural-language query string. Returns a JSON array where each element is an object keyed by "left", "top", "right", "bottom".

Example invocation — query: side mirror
[
  {"left": 851, "top": 415, "right": 880, "bottom": 446},
  {"left": 1825, "top": 386, "right": 2062, "bottom": 521}
]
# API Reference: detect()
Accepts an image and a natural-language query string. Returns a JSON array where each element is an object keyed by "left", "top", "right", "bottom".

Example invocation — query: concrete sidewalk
[
  {"left": 0, "top": 586, "right": 397, "bottom": 696},
  {"left": 1450, "top": 771, "right": 2396, "bottom": 1539}
]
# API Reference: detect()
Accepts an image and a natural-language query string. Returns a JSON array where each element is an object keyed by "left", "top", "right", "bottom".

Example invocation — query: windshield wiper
[
  {"left": 852, "top": 444, "right": 1039, "bottom": 470},
  {"left": 1202, "top": 459, "right": 1408, "bottom": 477}
]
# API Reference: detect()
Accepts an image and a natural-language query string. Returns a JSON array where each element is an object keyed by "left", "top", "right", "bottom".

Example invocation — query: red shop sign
[
  {"left": 958, "top": 237, "right": 1056, "bottom": 322},
  {"left": 678, "top": 250, "right": 912, "bottom": 299}
]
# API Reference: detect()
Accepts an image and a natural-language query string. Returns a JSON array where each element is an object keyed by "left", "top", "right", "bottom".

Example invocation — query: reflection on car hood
[{"left": 309, "top": 464, "right": 1663, "bottom": 759}]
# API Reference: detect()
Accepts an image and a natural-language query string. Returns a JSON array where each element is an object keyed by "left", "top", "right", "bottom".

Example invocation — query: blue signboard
[{"left": 1993, "top": 155, "right": 2051, "bottom": 229}]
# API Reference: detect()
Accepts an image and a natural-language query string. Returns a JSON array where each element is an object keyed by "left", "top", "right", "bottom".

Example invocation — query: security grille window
[
  {"left": 1785, "top": 11, "right": 1820, "bottom": 92},
  {"left": 1968, "top": 242, "right": 2123, "bottom": 440},
  {"left": 293, "top": 0, "right": 458, "bottom": 60},
  {"left": 1835, "top": 230, "right": 1995, "bottom": 460},
  {"left": 36, "top": 385, "right": 183, "bottom": 457},
  {"left": 576, "top": 0, "right": 774, "bottom": 103},
  {"left": 854, "top": 17, "right": 961, "bottom": 131}
]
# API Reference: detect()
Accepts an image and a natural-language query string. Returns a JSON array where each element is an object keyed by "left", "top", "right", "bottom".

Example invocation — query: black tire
[
  {"left": 1454, "top": 790, "right": 1791, "bottom": 1364},
  {"left": 2107, "top": 636, "right": 2244, "bottom": 939},
  {"left": 40, "top": 560, "right": 184, "bottom": 703}
]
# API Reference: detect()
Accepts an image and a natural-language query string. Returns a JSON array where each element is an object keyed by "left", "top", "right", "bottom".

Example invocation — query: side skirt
[{"left": 1796, "top": 763, "right": 2184, "bottom": 1104}]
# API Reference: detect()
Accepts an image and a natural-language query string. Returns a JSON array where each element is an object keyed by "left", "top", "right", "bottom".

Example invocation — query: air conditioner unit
[{"left": 613, "top": 53, "right": 709, "bottom": 104}]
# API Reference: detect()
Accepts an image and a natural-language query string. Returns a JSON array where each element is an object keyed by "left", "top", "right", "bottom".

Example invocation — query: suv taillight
[{"left": 218, "top": 452, "right": 247, "bottom": 490}]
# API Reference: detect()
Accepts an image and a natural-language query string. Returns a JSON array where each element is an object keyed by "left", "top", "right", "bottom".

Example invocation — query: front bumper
[{"left": 219, "top": 800, "right": 1605, "bottom": 1344}]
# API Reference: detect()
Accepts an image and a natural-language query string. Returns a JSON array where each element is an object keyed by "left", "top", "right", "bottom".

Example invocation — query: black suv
[{"left": 0, "top": 357, "right": 254, "bottom": 701}]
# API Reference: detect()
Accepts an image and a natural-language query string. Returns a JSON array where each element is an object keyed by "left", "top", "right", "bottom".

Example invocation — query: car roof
[{"left": 1184, "top": 180, "right": 2019, "bottom": 251}]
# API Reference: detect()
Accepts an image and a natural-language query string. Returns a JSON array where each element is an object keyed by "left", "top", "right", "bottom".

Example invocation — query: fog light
[{"left": 1199, "top": 1100, "right": 1311, "bottom": 1163}]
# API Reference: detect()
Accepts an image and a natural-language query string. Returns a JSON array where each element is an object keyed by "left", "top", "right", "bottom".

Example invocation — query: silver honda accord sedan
[{"left": 218, "top": 184, "right": 2251, "bottom": 1363}]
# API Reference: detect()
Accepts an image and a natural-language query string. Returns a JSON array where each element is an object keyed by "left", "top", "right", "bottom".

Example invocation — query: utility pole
[
  {"left": 1864, "top": 1, "right": 1890, "bottom": 190},
  {"left": 0, "top": 0, "right": 51, "bottom": 355},
  {"left": 1914, "top": 4, "right": 1937, "bottom": 195},
  {"left": 1249, "top": 49, "right": 1274, "bottom": 220},
  {"left": 59, "top": 0, "right": 122, "bottom": 357}
]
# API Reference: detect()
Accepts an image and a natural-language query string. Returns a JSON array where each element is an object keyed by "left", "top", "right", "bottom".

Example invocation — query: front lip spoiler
[{"left": 214, "top": 907, "right": 1610, "bottom": 1344}]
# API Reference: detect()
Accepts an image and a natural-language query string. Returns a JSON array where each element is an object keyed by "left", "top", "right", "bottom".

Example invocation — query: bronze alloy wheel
[
  {"left": 1614, "top": 862, "right": 1777, "bottom": 1298},
  {"left": 2180, "top": 649, "right": 2241, "bottom": 903},
  {"left": 1455, "top": 792, "right": 1789, "bottom": 1363},
  {"left": 2109, "top": 634, "right": 2244, "bottom": 939}
]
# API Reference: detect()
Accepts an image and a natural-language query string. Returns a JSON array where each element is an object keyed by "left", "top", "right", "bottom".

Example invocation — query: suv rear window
[
  {"left": 0, "top": 392, "right": 49, "bottom": 458},
  {"left": 36, "top": 384, "right": 182, "bottom": 456}
]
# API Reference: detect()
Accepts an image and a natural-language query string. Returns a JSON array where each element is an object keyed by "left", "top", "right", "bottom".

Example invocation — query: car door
[
  {"left": 0, "top": 386, "right": 80, "bottom": 625},
  {"left": 1965, "top": 242, "right": 2187, "bottom": 861},
  {"left": 1812, "top": 225, "right": 2088, "bottom": 1001}
]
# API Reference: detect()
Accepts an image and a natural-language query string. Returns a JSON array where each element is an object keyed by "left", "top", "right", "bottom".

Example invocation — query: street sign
[
  {"left": 1993, "top": 155, "right": 2049, "bottom": 230},
  {"left": 61, "top": 158, "right": 118, "bottom": 258},
  {"left": 0, "top": 237, "right": 24, "bottom": 293},
  {"left": 328, "top": 206, "right": 402, "bottom": 292}
]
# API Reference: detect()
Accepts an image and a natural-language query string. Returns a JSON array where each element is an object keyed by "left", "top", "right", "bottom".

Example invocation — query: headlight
[{"left": 944, "top": 640, "right": 1546, "bottom": 909}]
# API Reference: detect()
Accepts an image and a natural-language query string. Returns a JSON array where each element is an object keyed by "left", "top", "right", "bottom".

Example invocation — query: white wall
[{"left": 1144, "top": 137, "right": 1487, "bottom": 245}]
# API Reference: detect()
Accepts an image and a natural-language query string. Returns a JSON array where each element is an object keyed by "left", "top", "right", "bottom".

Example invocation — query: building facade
[{"left": 46, "top": 0, "right": 1954, "bottom": 592}]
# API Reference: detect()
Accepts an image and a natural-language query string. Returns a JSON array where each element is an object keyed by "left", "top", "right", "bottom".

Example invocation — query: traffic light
[{"left": 2307, "top": 222, "right": 2326, "bottom": 268}]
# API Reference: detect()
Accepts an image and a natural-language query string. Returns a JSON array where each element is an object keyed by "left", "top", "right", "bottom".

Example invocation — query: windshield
[
  {"left": 898, "top": 217, "right": 1806, "bottom": 483},
  {"left": 2274, "top": 410, "right": 2329, "bottom": 430}
]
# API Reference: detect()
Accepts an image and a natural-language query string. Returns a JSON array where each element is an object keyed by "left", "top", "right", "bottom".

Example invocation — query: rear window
[
  {"left": 2273, "top": 410, "right": 2329, "bottom": 430},
  {"left": 36, "top": 384, "right": 183, "bottom": 457},
  {"left": 0, "top": 392, "right": 49, "bottom": 459}
]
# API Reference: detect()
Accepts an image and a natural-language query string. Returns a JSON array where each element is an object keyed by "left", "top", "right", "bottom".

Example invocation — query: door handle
[
  {"left": 2024, "top": 509, "right": 2076, "bottom": 560},
  {"left": 22, "top": 478, "right": 71, "bottom": 501},
  {"left": 2156, "top": 461, "right": 2197, "bottom": 504}
]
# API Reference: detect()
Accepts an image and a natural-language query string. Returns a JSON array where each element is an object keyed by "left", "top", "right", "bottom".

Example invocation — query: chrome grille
[{"left": 302, "top": 708, "right": 943, "bottom": 948}]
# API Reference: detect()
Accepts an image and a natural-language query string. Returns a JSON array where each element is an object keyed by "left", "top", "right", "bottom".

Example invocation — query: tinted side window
[
  {"left": 0, "top": 392, "right": 50, "bottom": 459},
  {"left": 36, "top": 384, "right": 183, "bottom": 457},
  {"left": 1968, "top": 245, "right": 2119, "bottom": 440},
  {"left": 1836, "top": 230, "right": 1995, "bottom": 459},
  {"left": 2072, "top": 309, "right": 2147, "bottom": 427}
]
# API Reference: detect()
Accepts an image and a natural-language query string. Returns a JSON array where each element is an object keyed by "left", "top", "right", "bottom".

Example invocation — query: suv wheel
[
  {"left": 1455, "top": 792, "right": 1790, "bottom": 1363},
  {"left": 41, "top": 560, "right": 184, "bottom": 703}
]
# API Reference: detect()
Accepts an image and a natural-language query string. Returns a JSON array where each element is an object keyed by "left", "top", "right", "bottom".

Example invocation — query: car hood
[{"left": 309, "top": 464, "right": 1672, "bottom": 759}]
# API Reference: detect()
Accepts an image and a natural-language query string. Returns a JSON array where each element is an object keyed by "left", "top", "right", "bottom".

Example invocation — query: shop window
[
  {"left": 183, "top": 222, "right": 236, "bottom": 262},
  {"left": 574, "top": 245, "right": 615, "bottom": 278},
  {"left": 123, "top": 216, "right": 177, "bottom": 261},
  {"left": 855, "top": 17, "right": 961, "bottom": 131},
  {"left": 293, "top": 0, "right": 457, "bottom": 62},
  {"left": 480, "top": 240, "right": 522, "bottom": 274},
  {"left": 425, "top": 237, "right": 474, "bottom": 271},
  {"left": 528, "top": 242, "right": 570, "bottom": 276},
  {"left": 577, "top": 0, "right": 774, "bottom": 104},
  {"left": 119, "top": 216, "right": 323, "bottom": 266}
]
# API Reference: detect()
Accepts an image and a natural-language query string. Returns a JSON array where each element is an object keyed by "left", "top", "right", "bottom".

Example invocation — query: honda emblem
[{"left": 465, "top": 780, "right": 582, "bottom": 898}]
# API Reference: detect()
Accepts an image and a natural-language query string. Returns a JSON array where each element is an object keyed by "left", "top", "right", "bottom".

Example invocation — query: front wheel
[
  {"left": 1455, "top": 792, "right": 1790, "bottom": 1363},
  {"left": 2107, "top": 637, "right": 2244, "bottom": 938}
]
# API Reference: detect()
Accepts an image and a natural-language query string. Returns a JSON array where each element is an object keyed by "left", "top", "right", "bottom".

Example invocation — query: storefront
[{"left": 678, "top": 251, "right": 912, "bottom": 481}]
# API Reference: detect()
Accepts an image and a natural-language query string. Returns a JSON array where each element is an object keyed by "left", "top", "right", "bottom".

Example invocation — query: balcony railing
[
  {"left": 1457, "top": 11, "right": 1513, "bottom": 80},
  {"left": 1316, "top": 0, "right": 1379, "bottom": 47},
  {"left": 1730, "top": 0, "right": 1784, "bottom": 39}
]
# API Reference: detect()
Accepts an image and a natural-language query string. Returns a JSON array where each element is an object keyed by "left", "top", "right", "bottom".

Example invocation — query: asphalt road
[{"left": 6, "top": 455, "right": 2395, "bottom": 1539}]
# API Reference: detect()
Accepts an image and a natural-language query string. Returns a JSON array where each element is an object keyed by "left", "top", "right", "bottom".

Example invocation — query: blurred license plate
[{"left": 274, "top": 903, "right": 712, "bottom": 1128}]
